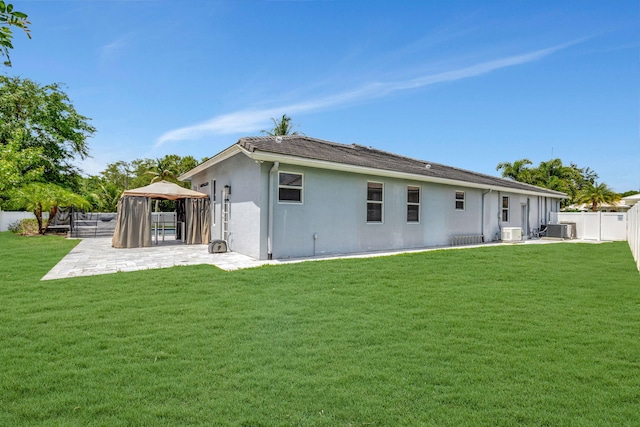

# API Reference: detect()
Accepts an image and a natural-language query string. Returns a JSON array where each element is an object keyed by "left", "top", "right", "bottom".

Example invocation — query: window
[
  {"left": 455, "top": 191, "right": 465, "bottom": 210},
  {"left": 407, "top": 186, "right": 420, "bottom": 222},
  {"left": 502, "top": 196, "right": 509, "bottom": 222},
  {"left": 367, "top": 182, "right": 383, "bottom": 222},
  {"left": 278, "top": 172, "right": 303, "bottom": 203}
]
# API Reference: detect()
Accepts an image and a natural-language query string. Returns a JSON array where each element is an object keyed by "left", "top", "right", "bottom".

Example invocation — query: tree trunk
[
  {"left": 35, "top": 203, "right": 44, "bottom": 234},
  {"left": 45, "top": 205, "right": 58, "bottom": 233}
]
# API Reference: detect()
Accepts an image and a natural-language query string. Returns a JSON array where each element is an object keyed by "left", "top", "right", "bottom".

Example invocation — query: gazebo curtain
[
  {"left": 185, "top": 198, "right": 211, "bottom": 244},
  {"left": 112, "top": 196, "right": 152, "bottom": 248}
]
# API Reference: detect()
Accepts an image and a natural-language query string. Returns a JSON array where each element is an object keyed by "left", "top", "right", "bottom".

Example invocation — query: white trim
[
  {"left": 248, "top": 151, "right": 565, "bottom": 198},
  {"left": 455, "top": 190, "right": 465, "bottom": 211},
  {"left": 180, "top": 144, "right": 566, "bottom": 199},
  {"left": 367, "top": 181, "right": 384, "bottom": 224},
  {"left": 407, "top": 185, "right": 421, "bottom": 224},
  {"left": 179, "top": 145, "right": 246, "bottom": 181},
  {"left": 278, "top": 171, "right": 304, "bottom": 204},
  {"left": 501, "top": 195, "right": 510, "bottom": 222}
]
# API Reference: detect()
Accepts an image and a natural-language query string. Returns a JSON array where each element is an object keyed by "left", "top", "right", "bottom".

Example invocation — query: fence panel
[
  {"left": 628, "top": 204, "right": 640, "bottom": 272},
  {"left": 601, "top": 212, "right": 627, "bottom": 241},
  {"left": 0, "top": 211, "right": 35, "bottom": 232},
  {"left": 556, "top": 212, "right": 626, "bottom": 241},
  {"left": 582, "top": 213, "right": 602, "bottom": 240}
]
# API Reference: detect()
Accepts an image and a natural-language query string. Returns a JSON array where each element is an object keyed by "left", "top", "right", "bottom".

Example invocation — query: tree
[
  {"left": 7, "top": 182, "right": 90, "bottom": 234},
  {"left": 0, "top": 1, "right": 31, "bottom": 67},
  {"left": 530, "top": 159, "right": 586, "bottom": 203},
  {"left": 146, "top": 156, "right": 179, "bottom": 184},
  {"left": 78, "top": 175, "right": 121, "bottom": 212},
  {"left": 261, "top": 114, "right": 301, "bottom": 136},
  {"left": 146, "top": 155, "right": 204, "bottom": 211},
  {"left": 496, "top": 159, "right": 533, "bottom": 183},
  {"left": 0, "top": 76, "right": 96, "bottom": 191},
  {"left": 621, "top": 190, "right": 640, "bottom": 198},
  {"left": 576, "top": 182, "right": 620, "bottom": 212},
  {"left": 100, "top": 160, "right": 133, "bottom": 190},
  {"left": 496, "top": 158, "right": 602, "bottom": 207},
  {"left": 0, "top": 137, "right": 42, "bottom": 199}
]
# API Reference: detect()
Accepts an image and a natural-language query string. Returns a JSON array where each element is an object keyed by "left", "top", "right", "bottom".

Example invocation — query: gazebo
[{"left": 112, "top": 180, "right": 211, "bottom": 248}]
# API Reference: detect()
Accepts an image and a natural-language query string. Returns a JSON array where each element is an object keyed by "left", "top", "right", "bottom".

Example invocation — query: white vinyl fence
[
  {"left": 628, "top": 204, "right": 640, "bottom": 272},
  {"left": 552, "top": 212, "right": 627, "bottom": 241},
  {"left": 0, "top": 210, "right": 36, "bottom": 232}
]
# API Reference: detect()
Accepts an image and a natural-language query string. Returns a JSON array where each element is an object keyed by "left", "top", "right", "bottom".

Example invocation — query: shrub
[{"left": 8, "top": 218, "right": 40, "bottom": 235}]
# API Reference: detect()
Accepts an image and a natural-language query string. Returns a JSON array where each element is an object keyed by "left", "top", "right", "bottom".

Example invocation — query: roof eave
[
  {"left": 249, "top": 151, "right": 567, "bottom": 199},
  {"left": 179, "top": 145, "right": 249, "bottom": 181}
]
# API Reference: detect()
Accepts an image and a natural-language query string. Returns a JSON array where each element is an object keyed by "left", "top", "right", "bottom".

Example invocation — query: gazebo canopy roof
[{"left": 122, "top": 180, "right": 209, "bottom": 201}]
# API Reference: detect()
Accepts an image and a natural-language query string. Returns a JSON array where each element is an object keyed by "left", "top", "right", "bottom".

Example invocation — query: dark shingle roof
[{"left": 236, "top": 135, "right": 566, "bottom": 197}]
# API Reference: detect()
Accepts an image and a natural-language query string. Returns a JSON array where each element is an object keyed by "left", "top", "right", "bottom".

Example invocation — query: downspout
[
  {"left": 267, "top": 161, "right": 279, "bottom": 260},
  {"left": 527, "top": 198, "right": 531, "bottom": 238},
  {"left": 497, "top": 191, "right": 503, "bottom": 240},
  {"left": 481, "top": 189, "right": 492, "bottom": 242}
]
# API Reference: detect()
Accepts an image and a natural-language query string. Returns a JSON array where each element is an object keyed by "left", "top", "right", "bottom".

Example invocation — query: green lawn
[{"left": 1, "top": 232, "right": 639, "bottom": 426}]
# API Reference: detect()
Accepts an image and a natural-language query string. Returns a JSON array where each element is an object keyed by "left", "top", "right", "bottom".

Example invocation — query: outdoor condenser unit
[
  {"left": 560, "top": 222, "right": 577, "bottom": 239},
  {"left": 501, "top": 227, "right": 523, "bottom": 242},
  {"left": 546, "top": 224, "right": 573, "bottom": 239},
  {"left": 208, "top": 239, "right": 228, "bottom": 253}
]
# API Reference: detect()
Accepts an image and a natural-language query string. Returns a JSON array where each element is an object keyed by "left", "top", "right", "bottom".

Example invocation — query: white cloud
[
  {"left": 156, "top": 40, "right": 580, "bottom": 146},
  {"left": 100, "top": 35, "right": 130, "bottom": 63}
]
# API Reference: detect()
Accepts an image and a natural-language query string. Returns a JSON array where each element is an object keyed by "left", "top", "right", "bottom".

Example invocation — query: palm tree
[
  {"left": 496, "top": 159, "right": 533, "bottom": 182},
  {"left": 7, "top": 182, "right": 90, "bottom": 234},
  {"left": 531, "top": 159, "right": 585, "bottom": 205},
  {"left": 577, "top": 182, "right": 620, "bottom": 212},
  {"left": 261, "top": 114, "right": 301, "bottom": 136},
  {"left": 146, "top": 157, "right": 179, "bottom": 183},
  {"left": 145, "top": 157, "right": 180, "bottom": 212}
]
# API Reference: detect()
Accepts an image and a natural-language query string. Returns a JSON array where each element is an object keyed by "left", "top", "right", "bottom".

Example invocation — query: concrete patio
[
  {"left": 41, "top": 237, "right": 602, "bottom": 281},
  {"left": 41, "top": 238, "right": 268, "bottom": 280}
]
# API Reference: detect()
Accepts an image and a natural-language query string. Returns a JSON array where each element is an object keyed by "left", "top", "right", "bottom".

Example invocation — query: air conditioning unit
[
  {"left": 546, "top": 224, "right": 575, "bottom": 239},
  {"left": 502, "top": 227, "right": 523, "bottom": 242},
  {"left": 560, "top": 222, "right": 577, "bottom": 239}
]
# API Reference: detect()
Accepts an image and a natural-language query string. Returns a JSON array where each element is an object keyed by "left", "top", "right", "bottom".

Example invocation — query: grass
[{"left": 1, "top": 232, "right": 639, "bottom": 426}]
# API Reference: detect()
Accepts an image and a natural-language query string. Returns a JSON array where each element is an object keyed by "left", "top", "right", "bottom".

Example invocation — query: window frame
[
  {"left": 407, "top": 185, "right": 420, "bottom": 223},
  {"left": 455, "top": 190, "right": 465, "bottom": 211},
  {"left": 278, "top": 171, "right": 304, "bottom": 204},
  {"left": 501, "top": 195, "right": 509, "bottom": 222},
  {"left": 367, "top": 181, "right": 384, "bottom": 223}
]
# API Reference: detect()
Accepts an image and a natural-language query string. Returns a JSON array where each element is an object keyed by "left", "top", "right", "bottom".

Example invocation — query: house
[
  {"left": 622, "top": 193, "right": 640, "bottom": 207},
  {"left": 563, "top": 201, "right": 631, "bottom": 213},
  {"left": 179, "top": 136, "right": 566, "bottom": 260}
]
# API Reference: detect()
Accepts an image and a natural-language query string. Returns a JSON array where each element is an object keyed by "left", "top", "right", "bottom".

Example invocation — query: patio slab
[
  {"left": 41, "top": 237, "right": 603, "bottom": 281},
  {"left": 41, "top": 238, "right": 268, "bottom": 280}
]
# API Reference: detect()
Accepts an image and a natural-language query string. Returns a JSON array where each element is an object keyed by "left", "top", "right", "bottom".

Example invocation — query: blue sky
[{"left": 7, "top": 0, "right": 639, "bottom": 192}]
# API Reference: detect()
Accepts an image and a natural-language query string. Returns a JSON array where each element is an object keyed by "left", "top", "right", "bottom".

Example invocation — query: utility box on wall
[{"left": 208, "top": 239, "right": 228, "bottom": 253}]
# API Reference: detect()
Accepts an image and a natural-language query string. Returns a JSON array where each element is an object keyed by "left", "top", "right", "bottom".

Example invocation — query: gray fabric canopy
[{"left": 112, "top": 181, "right": 211, "bottom": 248}]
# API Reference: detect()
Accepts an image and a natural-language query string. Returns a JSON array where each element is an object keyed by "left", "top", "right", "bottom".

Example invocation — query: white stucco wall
[
  {"left": 269, "top": 165, "right": 498, "bottom": 259},
  {"left": 184, "top": 152, "right": 564, "bottom": 260},
  {"left": 189, "top": 154, "right": 265, "bottom": 259}
]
